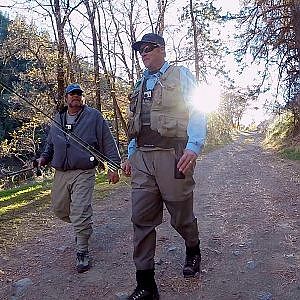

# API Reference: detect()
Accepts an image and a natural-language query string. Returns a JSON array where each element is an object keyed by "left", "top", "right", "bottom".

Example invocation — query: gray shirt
[{"left": 42, "top": 105, "right": 121, "bottom": 171}]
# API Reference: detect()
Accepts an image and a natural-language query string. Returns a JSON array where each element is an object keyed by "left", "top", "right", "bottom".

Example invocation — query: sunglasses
[
  {"left": 139, "top": 44, "right": 160, "bottom": 54},
  {"left": 68, "top": 91, "right": 83, "bottom": 96}
]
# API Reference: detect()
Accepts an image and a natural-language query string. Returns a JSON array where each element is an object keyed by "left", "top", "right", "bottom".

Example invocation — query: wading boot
[
  {"left": 76, "top": 251, "right": 90, "bottom": 273},
  {"left": 183, "top": 242, "right": 201, "bottom": 278},
  {"left": 127, "top": 269, "right": 159, "bottom": 300}
]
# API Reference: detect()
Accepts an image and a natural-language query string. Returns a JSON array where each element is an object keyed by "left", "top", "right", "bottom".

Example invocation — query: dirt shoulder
[{"left": 1, "top": 131, "right": 300, "bottom": 300}]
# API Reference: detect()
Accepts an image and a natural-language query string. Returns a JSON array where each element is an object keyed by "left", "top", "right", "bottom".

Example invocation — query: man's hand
[
  {"left": 177, "top": 149, "right": 197, "bottom": 175},
  {"left": 108, "top": 170, "right": 120, "bottom": 184},
  {"left": 121, "top": 159, "right": 132, "bottom": 177},
  {"left": 36, "top": 157, "right": 47, "bottom": 167}
]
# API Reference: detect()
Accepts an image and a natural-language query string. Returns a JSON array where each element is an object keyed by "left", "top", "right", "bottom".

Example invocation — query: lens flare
[{"left": 190, "top": 83, "right": 221, "bottom": 113}]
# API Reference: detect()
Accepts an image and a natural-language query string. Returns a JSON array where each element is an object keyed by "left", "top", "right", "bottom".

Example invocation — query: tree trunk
[
  {"left": 96, "top": 3, "right": 128, "bottom": 138},
  {"left": 291, "top": 1, "right": 300, "bottom": 130},
  {"left": 53, "top": 0, "right": 66, "bottom": 110},
  {"left": 156, "top": 0, "right": 167, "bottom": 35},
  {"left": 189, "top": 0, "right": 200, "bottom": 80},
  {"left": 84, "top": 0, "right": 101, "bottom": 111}
]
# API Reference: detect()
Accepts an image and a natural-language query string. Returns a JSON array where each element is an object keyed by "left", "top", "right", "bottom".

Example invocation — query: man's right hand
[
  {"left": 36, "top": 157, "right": 47, "bottom": 167},
  {"left": 122, "top": 159, "right": 132, "bottom": 177}
]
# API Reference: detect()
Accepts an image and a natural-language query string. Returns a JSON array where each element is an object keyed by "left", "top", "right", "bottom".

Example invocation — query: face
[
  {"left": 65, "top": 90, "right": 83, "bottom": 109},
  {"left": 139, "top": 43, "right": 165, "bottom": 71}
]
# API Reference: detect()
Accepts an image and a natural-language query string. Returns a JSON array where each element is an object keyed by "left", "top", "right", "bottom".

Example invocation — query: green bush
[
  {"left": 281, "top": 149, "right": 300, "bottom": 160},
  {"left": 204, "top": 112, "right": 233, "bottom": 151},
  {"left": 263, "top": 112, "right": 295, "bottom": 149},
  {"left": 263, "top": 111, "right": 300, "bottom": 160}
]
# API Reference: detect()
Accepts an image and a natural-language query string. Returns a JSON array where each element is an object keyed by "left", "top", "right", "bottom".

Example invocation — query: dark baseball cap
[
  {"left": 65, "top": 83, "right": 83, "bottom": 94},
  {"left": 132, "top": 33, "right": 165, "bottom": 51}
]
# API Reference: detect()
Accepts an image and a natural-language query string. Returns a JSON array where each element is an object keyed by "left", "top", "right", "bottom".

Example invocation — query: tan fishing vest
[{"left": 128, "top": 65, "right": 189, "bottom": 139}]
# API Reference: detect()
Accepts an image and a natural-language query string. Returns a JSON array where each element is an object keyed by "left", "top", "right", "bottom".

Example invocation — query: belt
[{"left": 137, "top": 126, "right": 187, "bottom": 149}]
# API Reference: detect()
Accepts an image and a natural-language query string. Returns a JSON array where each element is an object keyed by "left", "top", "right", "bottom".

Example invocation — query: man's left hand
[
  {"left": 108, "top": 170, "right": 120, "bottom": 184},
  {"left": 177, "top": 149, "right": 197, "bottom": 175}
]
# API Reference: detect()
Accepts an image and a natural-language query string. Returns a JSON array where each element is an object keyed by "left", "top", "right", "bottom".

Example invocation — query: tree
[
  {"left": 0, "top": 12, "right": 16, "bottom": 140},
  {"left": 83, "top": 0, "right": 102, "bottom": 111},
  {"left": 0, "top": 11, "right": 9, "bottom": 42},
  {"left": 0, "top": 114, "right": 45, "bottom": 164},
  {"left": 219, "top": 88, "right": 250, "bottom": 129},
  {"left": 180, "top": 0, "right": 225, "bottom": 80},
  {"left": 237, "top": 0, "right": 300, "bottom": 131}
]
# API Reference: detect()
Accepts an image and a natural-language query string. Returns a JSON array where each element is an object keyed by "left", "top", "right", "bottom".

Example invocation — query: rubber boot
[
  {"left": 127, "top": 269, "right": 159, "bottom": 300},
  {"left": 183, "top": 241, "right": 201, "bottom": 278}
]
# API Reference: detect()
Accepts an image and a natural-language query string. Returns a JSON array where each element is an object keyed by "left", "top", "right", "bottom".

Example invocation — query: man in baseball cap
[
  {"left": 37, "top": 81, "right": 120, "bottom": 274},
  {"left": 123, "top": 30, "right": 206, "bottom": 300},
  {"left": 65, "top": 83, "right": 84, "bottom": 94},
  {"left": 132, "top": 33, "right": 165, "bottom": 52}
]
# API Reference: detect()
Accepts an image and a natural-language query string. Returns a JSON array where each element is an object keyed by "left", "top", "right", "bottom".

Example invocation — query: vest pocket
[
  {"left": 127, "top": 116, "right": 138, "bottom": 139},
  {"left": 153, "top": 114, "right": 188, "bottom": 138},
  {"left": 129, "top": 90, "right": 139, "bottom": 113},
  {"left": 161, "top": 83, "right": 180, "bottom": 107}
]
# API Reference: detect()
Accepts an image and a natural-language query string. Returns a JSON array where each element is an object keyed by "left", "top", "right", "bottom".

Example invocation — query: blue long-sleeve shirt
[{"left": 128, "top": 61, "right": 207, "bottom": 157}]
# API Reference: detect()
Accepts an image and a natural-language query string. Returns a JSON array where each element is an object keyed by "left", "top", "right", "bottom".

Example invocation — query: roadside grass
[
  {"left": 281, "top": 148, "right": 300, "bottom": 160},
  {"left": 0, "top": 179, "right": 53, "bottom": 252},
  {"left": 203, "top": 128, "right": 243, "bottom": 154},
  {"left": 263, "top": 112, "right": 300, "bottom": 161},
  {"left": 0, "top": 171, "right": 118, "bottom": 253},
  {"left": 203, "top": 138, "right": 231, "bottom": 153}
]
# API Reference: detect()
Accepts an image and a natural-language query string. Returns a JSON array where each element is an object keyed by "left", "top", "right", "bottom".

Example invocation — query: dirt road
[{"left": 1, "top": 131, "right": 300, "bottom": 300}]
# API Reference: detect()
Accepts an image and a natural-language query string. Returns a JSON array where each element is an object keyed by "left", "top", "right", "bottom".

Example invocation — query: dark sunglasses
[
  {"left": 139, "top": 44, "right": 160, "bottom": 54},
  {"left": 68, "top": 91, "right": 83, "bottom": 96}
]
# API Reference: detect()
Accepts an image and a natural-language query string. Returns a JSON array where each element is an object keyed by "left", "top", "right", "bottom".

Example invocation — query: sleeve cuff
[
  {"left": 128, "top": 139, "right": 137, "bottom": 158},
  {"left": 185, "top": 142, "right": 203, "bottom": 156}
]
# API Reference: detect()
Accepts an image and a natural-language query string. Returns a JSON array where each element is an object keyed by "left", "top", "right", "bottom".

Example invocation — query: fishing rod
[{"left": 0, "top": 81, "right": 123, "bottom": 172}]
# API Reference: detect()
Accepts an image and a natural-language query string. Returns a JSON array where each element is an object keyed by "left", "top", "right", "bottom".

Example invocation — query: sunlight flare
[{"left": 190, "top": 83, "right": 221, "bottom": 113}]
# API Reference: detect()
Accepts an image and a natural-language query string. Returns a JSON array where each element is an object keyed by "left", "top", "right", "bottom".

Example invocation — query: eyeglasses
[
  {"left": 68, "top": 91, "right": 83, "bottom": 96},
  {"left": 139, "top": 44, "right": 159, "bottom": 54}
]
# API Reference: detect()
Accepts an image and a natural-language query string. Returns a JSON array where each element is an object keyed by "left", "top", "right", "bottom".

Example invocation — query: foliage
[
  {"left": 0, "top": 15, "right": 114, "bottom": 172},
  {"left": 236, "top": 1, "right": 300, "bottom": 117},
  {"left": 0, "top": 96, "right": 21, "bottom": 140},
  {"left": 263, "top": 110, "right": 300, "bottom": 160},
  {"left": 281, "top": 148, "right": 300, "bottom": 160},
  {"left": 263, "top": 111, "right": 295, "bottom": 149},
  {"left": 204, "top": 111, "right": 233, "bottom": 151},
  {"left": 0, "top": 11, "right": 9, "bottom": 42},
  {"left": 0, "top": 12, "right": 20, "bottom": 140},
  {"left": 219, "top": 88, "right": 250, "bottom": 129},
  {"left": 180, "top": 0, "right": 226, "bottom": 79},
  {"left": 0, "top": 113, "right": 46, "bottom": 164}
]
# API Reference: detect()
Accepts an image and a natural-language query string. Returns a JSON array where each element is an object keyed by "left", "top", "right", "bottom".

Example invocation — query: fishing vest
[{"left": 128, "top": 65, "right": 189, "bottom": 142}]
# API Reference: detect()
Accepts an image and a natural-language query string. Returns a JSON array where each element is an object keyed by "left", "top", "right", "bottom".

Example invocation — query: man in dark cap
[
  {"left": 37, "top": 83, "right": 121, "bottom": 273},
  {"left": 123, "top": 33, "right": 207, "bottom": 299}
]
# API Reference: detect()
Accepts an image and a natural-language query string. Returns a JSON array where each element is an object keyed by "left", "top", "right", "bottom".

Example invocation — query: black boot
[
  {"left": 127, "top": 269, "right": 159, "bottom": 300},
  {"left": 183, "top": 242, "right": 201, "bottom": 278},
  {"left": 76, "top": 251, "right": 90, "bottom": 273}
]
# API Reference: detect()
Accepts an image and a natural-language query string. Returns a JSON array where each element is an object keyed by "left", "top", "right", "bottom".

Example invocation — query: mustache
[{"left": 69, "top": 102, "right": 83, "bottom": 108}]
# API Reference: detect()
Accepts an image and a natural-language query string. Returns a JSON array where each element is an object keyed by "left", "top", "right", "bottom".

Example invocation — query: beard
[{"left": 69, "top": 100, "right": 83, "bottom": 108}]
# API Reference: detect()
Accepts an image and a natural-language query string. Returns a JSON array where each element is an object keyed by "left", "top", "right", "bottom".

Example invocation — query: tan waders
[{"left": 127, "top": 149, "right": 200, "bottom": 298}]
